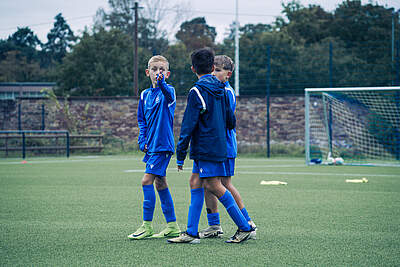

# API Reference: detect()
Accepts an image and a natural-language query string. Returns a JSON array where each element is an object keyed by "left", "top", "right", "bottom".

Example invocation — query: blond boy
[{"left": 128, "top": 55, "right": 180, "bottom": 240}]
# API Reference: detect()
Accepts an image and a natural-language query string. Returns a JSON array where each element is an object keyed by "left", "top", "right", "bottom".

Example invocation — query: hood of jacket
[{"left": 194, "top": 74, "right": 225, "bottom": 98}]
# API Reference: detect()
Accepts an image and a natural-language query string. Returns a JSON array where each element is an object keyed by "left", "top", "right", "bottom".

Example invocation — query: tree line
[{"left": 0, "top": 0, "right": 399, "bottom": 96}]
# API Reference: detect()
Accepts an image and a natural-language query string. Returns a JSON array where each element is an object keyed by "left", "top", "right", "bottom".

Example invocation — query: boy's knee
[
  {"left": 221, "top": 176, "right": 232, "bottom": 188},
  {"left": 189, "top": 173, "right": 202, "bottom": 189},
  {"left": 142, "top": 173, "right": 155, "bottom": 186},
  {"left": 155, "top": 176, "right": 168, "bottom": 190}
]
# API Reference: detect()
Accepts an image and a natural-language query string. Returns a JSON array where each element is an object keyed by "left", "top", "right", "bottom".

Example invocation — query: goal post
[{"left": 305, "top": 87, "right": 400, "bottom": 166}]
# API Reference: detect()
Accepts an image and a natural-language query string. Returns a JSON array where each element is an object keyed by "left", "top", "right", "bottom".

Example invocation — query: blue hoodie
[
  {"left": 137, "top": 79, "right": 176, "bottom": 153},
  {"left": 176, "top": 74, "right": 235, "bottom": 163},
  {"left": 225, "top": 81, "right": 237, "bottom": 159}
]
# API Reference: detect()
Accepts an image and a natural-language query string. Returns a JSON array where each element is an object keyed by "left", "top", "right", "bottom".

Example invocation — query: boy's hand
[
  {"left": 177, "top": 160, "right": 184, "bottom": 171},
  {"left": 156, "top": 73, "right": 165, "bottom": 84},
  {"left": 144, "top": 144, "right": 148, "bottom": 153}
]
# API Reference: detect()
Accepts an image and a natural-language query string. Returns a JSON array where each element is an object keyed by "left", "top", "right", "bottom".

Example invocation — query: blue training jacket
[
  {"left": 225, "top": 81, "right": 237, "bottom": 159},
  {"left": 137, "top": 79, "right": 176, "bottom": 153},
  {"left": 176, "top": 74, "right": 236, "bottom": 163}
]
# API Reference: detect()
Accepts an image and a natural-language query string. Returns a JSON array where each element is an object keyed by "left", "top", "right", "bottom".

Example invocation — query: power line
[
  {"left": 0, "top": 9, "right": 280, "bottom": 33},
  {"left": 0, "top": 15, "right": 94, "bottom": 32}
]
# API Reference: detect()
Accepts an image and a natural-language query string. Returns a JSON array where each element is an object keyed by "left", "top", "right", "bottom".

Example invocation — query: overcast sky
[{"left": 0, "top": 0, "right": 399, "bottom": 43}]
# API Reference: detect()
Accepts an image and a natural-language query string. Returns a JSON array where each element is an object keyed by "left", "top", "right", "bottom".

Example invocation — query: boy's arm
[
  {"left": 176, "top": 89, "right": 203, "bottom": 165},
  {"left": 137, "top": 93, "right": 147, "bottom": 152},
  {"left": 225, "top": 90, "right": 236, "bottom": 130},
  {"left": 157, "top": 74, "right": 175, "bottom": 105}
]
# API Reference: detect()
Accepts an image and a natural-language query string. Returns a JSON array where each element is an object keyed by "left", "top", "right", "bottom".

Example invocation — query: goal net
[{"left": 305, "top": 87, "right": 400, "bottom": 166}]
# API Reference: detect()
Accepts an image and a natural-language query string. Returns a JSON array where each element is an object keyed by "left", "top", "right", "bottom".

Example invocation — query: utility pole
[
  {"left": 131, "top": 2, "right": 142, "bottom": 97},
  {"left": 235, "top": 0, "right": 240, "bottom": 96}
]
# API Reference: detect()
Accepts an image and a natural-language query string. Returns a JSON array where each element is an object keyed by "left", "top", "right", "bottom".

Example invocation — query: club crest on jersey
[
  {"left": 155, "top": 96, "right": 160, "bottom": 103},
  {"left": 200, "top": 168, "right": 203, "bottom": 173}
]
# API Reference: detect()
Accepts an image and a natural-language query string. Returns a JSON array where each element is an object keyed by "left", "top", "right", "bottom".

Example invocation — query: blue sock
[
  {"left": 219, "top": 190, "right": 251, "bottom": 231},
  {"left": 158, "top": 187, "right": 176, "bottom": 223},
  {"left": 207, "top": 212, "right": 220, "bottom": 226},
  {"left": 241, "top": 207, "right": 251, "bottom": 222},
  {"left": 187, "top": 188, "right": 204, "bottom": 237},
  {"left": 142, "top": 185, "right": 156, "bottom": 221}
]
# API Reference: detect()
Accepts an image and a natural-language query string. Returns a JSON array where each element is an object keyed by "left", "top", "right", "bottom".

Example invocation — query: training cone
[
  {"left": 260, "top": 180, "right": 288, "bottom": 185},
  {"left": 345, "top": 178, "right": 368, "bottom": 183}
]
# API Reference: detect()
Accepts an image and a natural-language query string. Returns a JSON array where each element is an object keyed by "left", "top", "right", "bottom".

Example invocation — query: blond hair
[
  {"left": 214, "top": 55, "right": 234, "bottom": 71},
  {"left": 147, "top": 55, "right": 169, "bottom": 69}
]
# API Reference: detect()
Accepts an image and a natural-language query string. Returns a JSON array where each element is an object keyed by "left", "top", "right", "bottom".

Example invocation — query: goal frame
[{"left": 305, "top": 86, "right": 400, "bottom": 167}]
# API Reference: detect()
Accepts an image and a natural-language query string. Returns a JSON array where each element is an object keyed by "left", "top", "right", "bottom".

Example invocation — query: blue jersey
[
  {"left": 137, "top": 80, "right": 176, "bottom": 153},
  {"left": 225, "top": 82, "right": 237, "bottom": 159},
  {"left": 176, "top": 74, "right": 236, "bottom": 163}
]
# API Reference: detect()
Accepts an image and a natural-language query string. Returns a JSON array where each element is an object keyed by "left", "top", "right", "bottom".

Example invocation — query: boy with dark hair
[
  {"left": 167, "top": 48, "right": 255, "bottom": 244},
  {"left": 128, "top": 55, "right": 180, "bottom": 240},
  {"left": 199, "top": 55, "right": 256, "bottom": 239}
]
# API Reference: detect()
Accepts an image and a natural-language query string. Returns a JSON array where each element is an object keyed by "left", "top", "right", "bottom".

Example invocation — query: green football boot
[
  {"left": 151, "top": 221, "right": 181, "bottom": 238},
  {"left": 128, "top": 221, "right": 154, "bottom": 240}
]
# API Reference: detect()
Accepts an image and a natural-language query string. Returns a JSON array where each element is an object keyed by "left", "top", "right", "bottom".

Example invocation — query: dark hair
[{"left": 191, "top": 47, "right": 215, "bottom": 75}]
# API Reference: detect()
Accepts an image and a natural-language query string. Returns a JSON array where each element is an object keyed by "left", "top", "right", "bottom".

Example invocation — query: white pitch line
[
  {"left": 236, "top": 165, "right": 306, "bottom": 168},
  {"left": 0, "top": 157, "right": 141, "bottom": 165},
  {"left": 236, "top": 171, "right": 399, "bottom": 177}
]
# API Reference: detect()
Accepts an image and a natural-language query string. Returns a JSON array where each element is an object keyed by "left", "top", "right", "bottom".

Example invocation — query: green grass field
[{"left": 1, "top": 155, "right": 400, "bottom": 266}]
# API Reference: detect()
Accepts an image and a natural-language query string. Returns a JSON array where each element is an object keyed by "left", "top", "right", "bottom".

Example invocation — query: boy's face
[
  {"left": 146, "top": 61, "right": 170, "bottom": 87},
  {"left": 212, "top": 66, "right": 232, "bottom": 83}
]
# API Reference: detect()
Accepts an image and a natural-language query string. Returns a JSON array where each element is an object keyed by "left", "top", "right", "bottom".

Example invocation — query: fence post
[
  {"left": 329, "top": 42, "right": 333, "bottom": 87},
  {"left": 18, "top": 103, "right": 21, "bottom": 131},
  {"left": 266, "top": 45, "right": 271, "bottom": 158},
  {"left": 41, "top": 104, "right": 45, "bottom": 130},
  {"left": 22, "top": 132, "right": 26, "bottom": 159},
  {"left": 66, "top": 132, "right": 70, "bottom": 158},
  {"left": 396, "top": 40, "right": 400, "bottom": 86}
]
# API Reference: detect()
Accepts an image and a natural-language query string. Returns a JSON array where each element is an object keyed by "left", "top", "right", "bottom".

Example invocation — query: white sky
[{"left": 0, "top": 0, "right": 399, "bottom": 44}]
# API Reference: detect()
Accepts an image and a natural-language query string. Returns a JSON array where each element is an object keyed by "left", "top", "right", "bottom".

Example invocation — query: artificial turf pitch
[{"left": 0, "top": 155, "right": 399, "bottom": 266}]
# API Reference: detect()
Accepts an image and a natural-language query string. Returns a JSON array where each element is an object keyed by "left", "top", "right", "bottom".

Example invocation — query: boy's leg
[
  {"left": 222, "top": 176, "right": 257, "bottom": 238},
  {"left": 203, "top": 176, "right": 255, "bottom": 243},
  {"left": 222, "top": 177, "right": 253, "bottom": 222},
  {"left": 186, "top": 173, "right": 204, "bottom": 237},
  {"left": 152, "top": 176, "right": 180, "bottom": 238},
  {"left": 128, "top": 173, "right": 155, "bottom": 239},
  {"left": 203, "top": 177, "right": 251, "bottom": 232},
  {"left": 199, "top": 188, "right": 224, "bottom": 238},
  {"left": 167, "top": 172, "right": 203, "bottom": 244}
]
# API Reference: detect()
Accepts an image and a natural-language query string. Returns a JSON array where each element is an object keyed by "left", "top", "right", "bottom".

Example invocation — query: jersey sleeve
[
  {"left": 137, "top": 92, "right": 147, "bottom": 151},
  {"left": 176, "top": 89, "right": 203, "bottom": 162},
  {"left": 158, "top": 79, "right": 176, "bottom": 106}
]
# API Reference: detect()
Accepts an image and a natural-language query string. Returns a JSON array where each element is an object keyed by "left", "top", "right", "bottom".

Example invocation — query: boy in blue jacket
[
  {"left": 128, "top": 55, "right": 180, "bottom": 240},
  {"left": 199, "top": 55, "right": 256, "bottom": 239},
  {"left": 167, "top": 48, "right": 255, "bottom": 244}
]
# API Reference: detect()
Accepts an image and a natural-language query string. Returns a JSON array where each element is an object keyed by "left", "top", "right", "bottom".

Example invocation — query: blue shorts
[
  {"left": 142, "top": 152, "right": 172, "bottom": 177},
  {"left": 192, "top": 160, "right": 227, "bottom": 178},
  {"left": 224, "top": 158, "right": 235, "bottom": 177}
]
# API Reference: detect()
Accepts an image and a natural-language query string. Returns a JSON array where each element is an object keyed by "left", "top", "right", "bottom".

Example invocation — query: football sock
[
  {"left": 142, "top": 184, "right": 156, "bottom": 221},
  {"left": 158, "top": 187, "right": 177, "bottom": 223},
  {"left": 187, "top": 188, "right": 204, "bottom": 237},
  {"left": 241, "top": 207, "right": 251, "bottom": 222},
  {"left": 219, "top": 190, "right": 251, "bottom": 231},
  {"left": 207, "top": 212, "right": 220, "bottom": 226}
]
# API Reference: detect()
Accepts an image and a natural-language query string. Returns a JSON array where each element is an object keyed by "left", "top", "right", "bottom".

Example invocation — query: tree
[
  {"left": 94, "top": 0, "right": 176, "bottom": 54},
  {"left": 42, "top": 13, "right": 76, "bottom": 65},
  {"left": 56, "top": 28, "right": 151, "bottom": 96},
  {"left": 2, "top": 27, "right": 41, "bottom": 62},
  {"left": 0, "top": 51, "right": 43, "bottom": 82},
  {"left": 281, "top": 1, "right": 333, "bottom": 44},
  {"left": 175, "top": 17, "right": 217, "bottom": 50}
]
